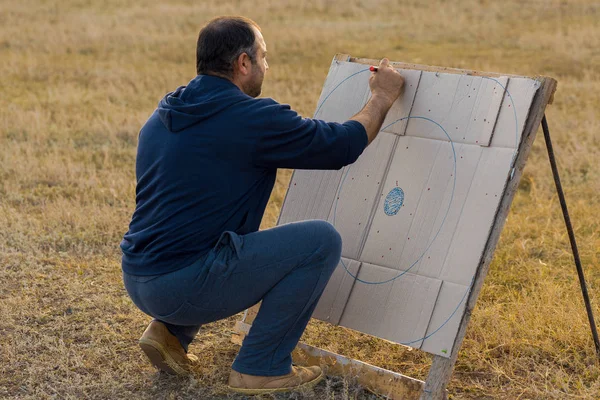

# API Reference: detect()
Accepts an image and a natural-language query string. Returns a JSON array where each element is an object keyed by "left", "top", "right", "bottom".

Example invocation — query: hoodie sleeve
[{"left": 251, "top": 101, "right": 368, "bottom": 170}]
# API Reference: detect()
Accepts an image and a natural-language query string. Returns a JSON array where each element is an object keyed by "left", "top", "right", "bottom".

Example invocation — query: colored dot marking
[{"left": 384, "top": 187, "right": 405, "bottom": 216}]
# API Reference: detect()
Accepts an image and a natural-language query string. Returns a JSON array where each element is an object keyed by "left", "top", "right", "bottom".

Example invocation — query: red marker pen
[{"left": 370, "top": 66, "right": 379, "bottom": 72}]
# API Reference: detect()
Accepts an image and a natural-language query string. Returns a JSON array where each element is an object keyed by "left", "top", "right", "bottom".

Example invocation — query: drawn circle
[
  {"left": 332, "top": 116, "right": 457, "bottom": 285},
  {"left": 384, "top": 187, "right": 405, "bottom": 216}
]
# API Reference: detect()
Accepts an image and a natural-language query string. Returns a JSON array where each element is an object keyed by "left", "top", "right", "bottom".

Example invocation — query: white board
[
  {"left": 278, "top": 59, "right": 541, "bottom": 358},
  {"left": 278, "top": 168, "right": 344, "bottom": 224}
]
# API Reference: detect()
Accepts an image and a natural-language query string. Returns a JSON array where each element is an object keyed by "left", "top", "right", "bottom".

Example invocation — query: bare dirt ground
[{"left": 1, "top": 0, "right": 599, "bottom": 398}]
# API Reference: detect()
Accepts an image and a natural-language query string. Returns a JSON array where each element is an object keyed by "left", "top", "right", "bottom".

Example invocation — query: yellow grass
[{"left": 1, "top": 0, "right": 599, "bottom": 398}]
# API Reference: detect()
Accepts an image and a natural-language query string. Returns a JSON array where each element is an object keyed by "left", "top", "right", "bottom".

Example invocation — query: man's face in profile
[{"left": 246, "top": 27, "right": 268, "bottom": 98}]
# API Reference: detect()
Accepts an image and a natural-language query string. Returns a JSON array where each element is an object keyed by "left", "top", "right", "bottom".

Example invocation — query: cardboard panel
[
  {"left": 420, "top": 281, "right": 470, "bottom": 357},
  {"left": 328, "top": 132, "right": 397, "bottom": 260},
  {"left": 339, "top": 263, "right": 442, "bottom": 349},
  {"left": 278, "top": 169, "right": 344, "bottom": 225},
  {"left": 313, "top": 61, "right": 371, "bottom": 122},
  {"left": 387, "top": 141, "right": 456, "bottom": 276},
  {"left": 471, "top": 77, "right": 509, "bottom": 146},
  {"left": 359, "top": 136, "right": 442, "bottom": 267},
  {"left": 387, "top": 143, "right": 483, "bottom": 280},
  {"left": 380, "top": 69, "right": 423, "bottom": 136},
  {"left": 490, "top": 77, "right": 541, "bottom": 149},
  {"left": 405, "top": 73, "right": 507, "bottom": 146},
  {"left": 312, "top": 258, "right": 361, "bottom": 325},
  {"left": 438, "top": 147, "right": 515, "bottom": 286}
]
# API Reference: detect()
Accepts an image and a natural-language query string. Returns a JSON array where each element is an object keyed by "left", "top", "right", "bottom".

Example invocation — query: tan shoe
[
  {"left": 138, "top": 320, "right": 198, "bottom": 375},
  {"left": 227, "top": 365, "right": 324, "bottom": 394}
]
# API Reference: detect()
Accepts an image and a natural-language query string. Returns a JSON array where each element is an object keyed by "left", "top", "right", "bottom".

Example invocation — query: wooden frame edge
[{"left": 342, "top": 54, "right": 557, "bottom": 104}]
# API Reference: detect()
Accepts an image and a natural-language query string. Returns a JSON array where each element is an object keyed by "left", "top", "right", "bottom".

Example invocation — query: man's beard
[{"left": 245, "top": 72, "right": 263, "bottom": 98}]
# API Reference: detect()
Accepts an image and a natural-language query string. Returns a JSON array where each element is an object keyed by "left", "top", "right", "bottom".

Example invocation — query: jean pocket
[
  {"left": 208, "top": 231, "right": 244, "bottom": 278},
  {"left": 213, "top": 231, "right": 243, "bottom": 255},
  {"left": 154, "top": 301, "right": 227, "bottom": 326}
]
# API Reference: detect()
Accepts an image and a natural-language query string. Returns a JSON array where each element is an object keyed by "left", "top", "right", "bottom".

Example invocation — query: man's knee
[{"left": 309, "top": 220, "right": 342, "bottom": 265}]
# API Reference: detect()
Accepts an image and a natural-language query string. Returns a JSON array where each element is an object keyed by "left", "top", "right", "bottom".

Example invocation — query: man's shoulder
[
  {"left": 240, "top": 96, "right": 280, "bottom": 110},
  {"left": 232, "top": 97, "right": 293, "bottom": 120}
]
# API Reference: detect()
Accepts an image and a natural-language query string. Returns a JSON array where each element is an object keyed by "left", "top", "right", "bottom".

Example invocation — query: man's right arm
[
  {"left": 350, "top": 58, "right": 405, "bottom": 144},
  {"left": 251, "top": 58, "right": 404, "bottom": 171}
]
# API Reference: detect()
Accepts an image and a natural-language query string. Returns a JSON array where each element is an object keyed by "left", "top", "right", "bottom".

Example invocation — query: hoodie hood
[{"left": 158, "top": 75, "right": 249, "bottom": 132}]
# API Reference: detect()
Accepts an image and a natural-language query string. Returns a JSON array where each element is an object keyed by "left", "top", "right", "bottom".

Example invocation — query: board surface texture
[{"left": 277, "top": 58, "right": 543, "bottom": 358}]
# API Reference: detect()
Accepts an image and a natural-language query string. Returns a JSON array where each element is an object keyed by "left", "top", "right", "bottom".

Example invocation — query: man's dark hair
[{"left": 196, "top": 16, "right": 261, "bottom": 78}]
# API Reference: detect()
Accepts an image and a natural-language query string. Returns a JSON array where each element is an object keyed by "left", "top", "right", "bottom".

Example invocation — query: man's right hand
[
  {"left": 350, "top": 58, "right": 405, "bottom": 145},
  {"left": 369, "top": 58, "right": 405, "bottom": 107}
]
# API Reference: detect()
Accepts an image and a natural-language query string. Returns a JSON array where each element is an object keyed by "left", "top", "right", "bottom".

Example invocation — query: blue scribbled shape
[{"left": 384, "top": 187, "right": 404, "bottom": 216}]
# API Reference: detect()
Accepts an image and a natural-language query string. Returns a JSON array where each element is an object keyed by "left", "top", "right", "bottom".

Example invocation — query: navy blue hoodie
[{"left": 120, "top": 75, "right": 368, "bottom": 275}]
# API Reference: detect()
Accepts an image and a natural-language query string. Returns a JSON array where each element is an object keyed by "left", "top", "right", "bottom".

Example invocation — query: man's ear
[{"left": 235, "top": 52, "right": 252, "bottom": 77}]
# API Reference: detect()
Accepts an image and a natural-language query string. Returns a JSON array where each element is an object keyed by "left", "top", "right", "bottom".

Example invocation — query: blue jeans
[{"left": 123, "top": 219, "right": 342, "bottom": 376}]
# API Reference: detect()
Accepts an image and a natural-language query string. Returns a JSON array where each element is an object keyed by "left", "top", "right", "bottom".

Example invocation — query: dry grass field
[{"left": 1, "top": 0, "right": 599, "bottom": 398}]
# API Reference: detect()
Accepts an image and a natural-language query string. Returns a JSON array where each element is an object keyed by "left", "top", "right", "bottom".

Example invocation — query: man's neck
[{"left": 201, "top": 72, "right": 245, "bottom": 93}]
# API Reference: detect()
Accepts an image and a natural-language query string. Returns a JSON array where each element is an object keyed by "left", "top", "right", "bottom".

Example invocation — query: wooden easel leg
[{"left": 420, "top": 356, "right": 452, "bottom": 400}]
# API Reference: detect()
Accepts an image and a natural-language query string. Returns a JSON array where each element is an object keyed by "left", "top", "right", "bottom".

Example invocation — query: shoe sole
[
  {"left": 227, "top": 370, "right": 324, "bottom": 395},
  {"left": 139, "top": 337, "right": 188, "bottom": 376}
]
